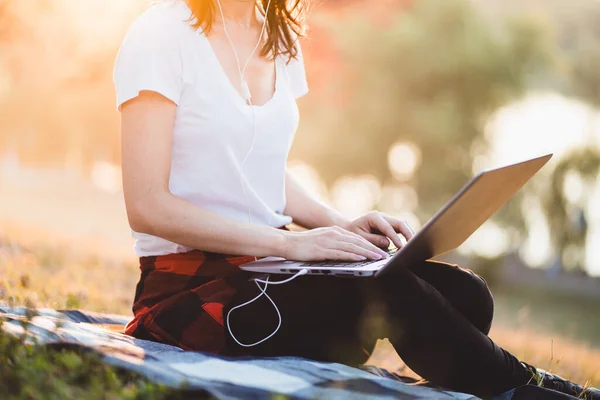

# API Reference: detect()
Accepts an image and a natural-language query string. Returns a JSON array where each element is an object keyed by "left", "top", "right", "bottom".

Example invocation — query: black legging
[{"left": 223, "top": 260, "right": 532, "bottom": 398}]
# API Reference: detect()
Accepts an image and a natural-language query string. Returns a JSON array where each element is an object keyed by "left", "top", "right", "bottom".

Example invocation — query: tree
[
  {"left": 543, "top": 148, "right": 600, "bottom": 271},
  {"left": 293, "top": 0, "right": 548, "bottom": 221},
  {"left": 540, "top": 1, "right": 600, "bottom": 272}
]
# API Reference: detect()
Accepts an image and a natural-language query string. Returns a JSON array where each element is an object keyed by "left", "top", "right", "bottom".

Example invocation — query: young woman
[{"left": 114, "top": 0, "right": 599, "bottom": 398}]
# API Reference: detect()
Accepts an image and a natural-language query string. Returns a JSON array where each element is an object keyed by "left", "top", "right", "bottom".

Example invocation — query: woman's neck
[{"left": 216, "top": 0, "right": 258, "bottom": 29}]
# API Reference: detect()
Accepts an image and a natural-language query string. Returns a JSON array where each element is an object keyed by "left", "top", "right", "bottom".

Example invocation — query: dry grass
[
  {"left": 364, "top": 328, "right": 600, "bottom": 389},
  {"left": 365, "top": 327, "right": 600, "bottom": 389},
  {"left": 0, "top": 233, "right": 138, "bottom": 314},
  {"left": 489, "top": 326, "right": 600, "bottom": 388},
  {"left": 2, "top": 232, "right": 599, "bottom": 389}
]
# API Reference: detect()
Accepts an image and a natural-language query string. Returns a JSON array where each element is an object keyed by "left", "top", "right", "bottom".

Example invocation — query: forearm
[
  {"left": 129, "top": 192, "right": 286, "bottom": 257},
  {"left": 284, "top": 171, "right": 351, "bottom": 230}
]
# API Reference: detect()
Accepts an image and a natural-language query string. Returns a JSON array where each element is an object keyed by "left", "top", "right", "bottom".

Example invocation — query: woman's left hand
[{"left": 342, "top": 211, "right": 415, "bottom": 249}]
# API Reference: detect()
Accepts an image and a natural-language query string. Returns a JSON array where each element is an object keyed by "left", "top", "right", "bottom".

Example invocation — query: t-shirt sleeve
[
  {"left": 287, "top": 40, "right": 309, "bottom": 99},
  {"left": 113, "top": 11, "right": 184, "bottom": 111}
]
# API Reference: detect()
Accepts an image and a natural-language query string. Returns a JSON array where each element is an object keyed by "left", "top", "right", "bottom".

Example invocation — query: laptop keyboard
[{"left": 298, "top": 247, "right": 398, "bottom": 269}]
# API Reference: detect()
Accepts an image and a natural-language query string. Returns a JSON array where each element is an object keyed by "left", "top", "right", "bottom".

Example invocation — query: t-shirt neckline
[{"left": 200, "top": 32, "right": 280, "bottom": 109}]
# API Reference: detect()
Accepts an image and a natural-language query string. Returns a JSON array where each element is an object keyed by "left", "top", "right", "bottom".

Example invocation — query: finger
[
  {"left": 336, "top": 242, "right": 384, "bottom": 260},
  {"left": 341, "top": 230, "right": 389, "bottom": 258},
  {"left": 381, "top": 214, "right": 415, "bottom": 240},
  {"left": 323, "top": 249, "right": 368, "bottom": 262},
  {"left": 358, "top": 231, "right": 390, "bottom": 249},
  {"left": 369, "top": 214, "right": 405, "bottom": 249}
]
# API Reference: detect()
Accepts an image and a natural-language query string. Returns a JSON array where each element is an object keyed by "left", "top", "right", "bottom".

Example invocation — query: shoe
[{"left": 522, "top": 362, "right": 600, "bottom": 399}]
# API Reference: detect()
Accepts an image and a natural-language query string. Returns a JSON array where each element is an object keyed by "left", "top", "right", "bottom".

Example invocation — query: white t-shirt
[{"left": 113, "top": 0, "right": 308, "bottom": 257}]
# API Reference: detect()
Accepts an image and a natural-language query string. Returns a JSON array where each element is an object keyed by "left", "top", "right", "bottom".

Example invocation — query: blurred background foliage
[
  {"left": 0, "top": 0, "right": 599, "bottom": 275},
  {"left": 292, "top": 0, "right": 600, "bottom": 274},
  {"left": 297, "top": 0, "right": 548, "bottom": 217}
]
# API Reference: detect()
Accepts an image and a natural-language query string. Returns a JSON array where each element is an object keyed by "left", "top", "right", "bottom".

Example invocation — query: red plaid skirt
[{"left": 124, "top": 250, "right": 255, "bottom": 353}]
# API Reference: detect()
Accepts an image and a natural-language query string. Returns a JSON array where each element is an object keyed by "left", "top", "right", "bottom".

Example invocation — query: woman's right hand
[{"left": 280, "top": 226, "right": 390, "bottom": 262}]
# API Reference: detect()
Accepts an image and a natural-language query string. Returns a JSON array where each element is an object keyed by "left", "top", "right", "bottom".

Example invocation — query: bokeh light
[
  {"left": 331, "top": 175, "right": 382, "bottom": 219},
  {"left": 387, "top": 142, "right": 422, "bottom": 182}
]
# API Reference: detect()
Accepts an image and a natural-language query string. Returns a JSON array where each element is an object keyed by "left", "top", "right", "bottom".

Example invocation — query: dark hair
[{"left": 184, "top": 0, "right": 308, "bottom": 62}]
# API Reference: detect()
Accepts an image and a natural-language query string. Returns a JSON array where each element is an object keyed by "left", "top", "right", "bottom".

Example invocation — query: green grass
[
  {"left": 492, "top": 284, "right": 600, "bottom": 348},
  {"left": 0, "top": 318, "right": 188, "bottom": 400}
]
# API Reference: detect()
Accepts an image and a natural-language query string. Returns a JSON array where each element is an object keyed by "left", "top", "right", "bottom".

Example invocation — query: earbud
[
  {"left": 216, "top": 0, "right": 270, "bottom": 106},
  {"left": 241, "top": 80, "right": 251, "bottom": 101}
]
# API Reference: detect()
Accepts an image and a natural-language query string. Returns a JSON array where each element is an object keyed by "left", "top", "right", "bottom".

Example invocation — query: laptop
[{"left": 240, "top": 154, "right": 552, "bottom": 279}]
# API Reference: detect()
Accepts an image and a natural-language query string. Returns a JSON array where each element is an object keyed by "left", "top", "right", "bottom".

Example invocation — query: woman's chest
[
  {"left": 207, "top": 34, "right": 277, "bottom": 108},
  {"left": 169, "top": 33, "right": 300, "bottom": 158},
  {"left": 173, "top": 60, "right": 299, "bottom": 158}
]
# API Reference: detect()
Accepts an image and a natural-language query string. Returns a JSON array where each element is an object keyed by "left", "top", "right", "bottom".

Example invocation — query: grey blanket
[{"left": 1, "top": 307, "right": 552, "bottom": 399}]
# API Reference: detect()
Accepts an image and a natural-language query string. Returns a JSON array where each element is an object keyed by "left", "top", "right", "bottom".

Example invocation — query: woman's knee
[
  {"left": 464, "top": 269, "right": 495, "bottom": 334},
  {"left": 415, "top": 261, "right": 495, "bottom": 335}
]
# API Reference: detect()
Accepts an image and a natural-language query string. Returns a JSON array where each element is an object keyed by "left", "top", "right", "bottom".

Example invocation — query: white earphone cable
[
  {"left": 216, "top": 0, "right": 273, "bottom": 226},
  {"left": 216, "top": 0, "right": 272, "bottom": 104},
  {"left": 226, "top": 269, "right": 308, "bottom": 347},
  {"left": 216, "top": 0, "right": 302, "bottom": 348}
]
